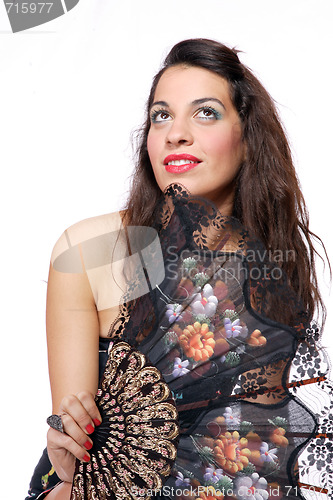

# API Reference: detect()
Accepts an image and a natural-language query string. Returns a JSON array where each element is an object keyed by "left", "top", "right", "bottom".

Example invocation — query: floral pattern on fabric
[
  {"left": 26, "top": 185, "right": 332, "bottom": 500},
  {"left": 94, "top": 185, "right": 330, "bottom": 500}
]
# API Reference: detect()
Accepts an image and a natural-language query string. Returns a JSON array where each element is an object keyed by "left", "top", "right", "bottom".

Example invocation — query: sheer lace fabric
[{"left": 71, "top": 185, "right": 332, "bottom": 500}]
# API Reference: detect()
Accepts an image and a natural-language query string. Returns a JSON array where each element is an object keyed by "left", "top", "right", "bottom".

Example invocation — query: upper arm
[
  {"left": 46, "top": 211, "right": 124, "bottom": 413},
  {"left": 46, "top": 255, "right": 99, "bottom": 414}
]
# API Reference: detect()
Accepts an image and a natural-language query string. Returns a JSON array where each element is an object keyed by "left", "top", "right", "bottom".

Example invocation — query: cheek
[
  {"left": 203, "top": 129, "right": 241, "bottom": 161},
  {"left": 147, "top": 131, "right": 159, "bottom": 165},
  {"left": 147, "top": 132, "right": 164, "bottom": 185}
]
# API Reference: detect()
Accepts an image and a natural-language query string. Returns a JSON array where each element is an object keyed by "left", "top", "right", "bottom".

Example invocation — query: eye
[
  {"left": 195, "top": 106, "right": 222, "bottom": 120},
  {"left": 150, "top": 109, "right": 172, "bottom": 123}
]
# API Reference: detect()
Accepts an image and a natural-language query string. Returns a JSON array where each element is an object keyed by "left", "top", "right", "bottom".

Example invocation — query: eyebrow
[{"left": 150, "top": 97, "right": 226, "bottom": 110}]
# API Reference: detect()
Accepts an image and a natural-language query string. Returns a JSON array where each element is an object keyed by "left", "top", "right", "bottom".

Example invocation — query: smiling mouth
[{"left": 164, "top": 155, "right": 202, "bottom": 173}]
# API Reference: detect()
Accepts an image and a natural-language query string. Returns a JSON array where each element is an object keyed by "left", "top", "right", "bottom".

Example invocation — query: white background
[{"left": 0, "top": 0, "right": 332, "bottom": 497}]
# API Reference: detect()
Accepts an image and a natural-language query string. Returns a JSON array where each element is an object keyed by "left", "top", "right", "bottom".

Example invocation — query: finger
[
  {"left": 47, "top": 427, "right": 91, "bottom": 463},
  {"left": 60, "top": 412, "right": 94, "bottom": 452},
  {"left": 59, "top": 393, "right": 97, "bottom": 435},
  {"left": 76, "top": 390, "right": 102, "bottom": 428}
]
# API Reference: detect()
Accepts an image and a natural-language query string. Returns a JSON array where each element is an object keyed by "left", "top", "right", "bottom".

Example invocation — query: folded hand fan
[{"left": 71, "top": 185, "right": 332, "bottom": 500}]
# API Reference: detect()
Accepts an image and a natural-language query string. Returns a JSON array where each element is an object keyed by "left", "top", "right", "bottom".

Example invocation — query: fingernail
[
  {"left": 84, "top": 440, "right": 93, "bottom": 450},
  {"left": 93, "top": 418, "right": 101, "bottom": 426},
  {"left": 85, "top": 424, "right": 94, "bottom": 434},
  {"left": 83, "top": 454, "right": 90, "bottom": 462}
]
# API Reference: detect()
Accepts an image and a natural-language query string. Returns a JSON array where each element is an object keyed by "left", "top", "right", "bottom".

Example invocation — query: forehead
[{"left": 153, "top": 65, "right": 233, "bottom": 104}]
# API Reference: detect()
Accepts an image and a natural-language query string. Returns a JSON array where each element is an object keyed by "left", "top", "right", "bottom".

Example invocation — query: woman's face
[{"left": 147, "top": 65, "right": 245, "bottom": 214}]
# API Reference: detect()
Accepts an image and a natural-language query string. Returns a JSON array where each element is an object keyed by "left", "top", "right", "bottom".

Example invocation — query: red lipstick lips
[{"left": 164, "top": 154, "right": 202, "bottom": 173}]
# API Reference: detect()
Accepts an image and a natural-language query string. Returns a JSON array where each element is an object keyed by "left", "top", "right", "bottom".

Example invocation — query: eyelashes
[
  {"left": 150, "top": 105, "right": 223, "bottom": 123},
  {"left": 194, "top": 106, "right": 222, "bottom": 120},
  {"left": 150, "top": 108, "right": 171, "bottom": 123}
]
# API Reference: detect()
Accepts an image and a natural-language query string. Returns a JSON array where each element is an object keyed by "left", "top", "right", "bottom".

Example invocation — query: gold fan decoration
[{"left": 71, "top": 341, "right": 179, "bottom": 500}]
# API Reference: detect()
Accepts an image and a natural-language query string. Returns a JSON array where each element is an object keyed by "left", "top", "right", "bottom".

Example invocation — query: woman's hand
[{"left": 47, "top": 390, "right": 102, "bottom": 482}]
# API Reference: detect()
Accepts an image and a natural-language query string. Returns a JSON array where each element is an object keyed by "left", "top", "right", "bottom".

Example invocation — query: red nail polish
[
  {"left": 83, "top": 454, "right": 90, "bottom": 462},
  {"left": 93, "top": 418, "right": 101, "bottom": 426},
  {"left": 84, "top": 440, "right": 93, "bottom": 450},
  {"left": 85, "top": 424, "right": 94, "bottom": 434}
]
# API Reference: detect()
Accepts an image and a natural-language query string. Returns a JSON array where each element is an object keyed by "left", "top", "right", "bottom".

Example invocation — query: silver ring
[{"left": 47, "top": 414, "right": 64, "bottom": 433}]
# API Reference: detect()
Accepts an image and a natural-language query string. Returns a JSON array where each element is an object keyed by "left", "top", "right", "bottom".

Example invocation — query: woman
[{"left": 26, "top": 39, "right": 332, "bottom": 499}]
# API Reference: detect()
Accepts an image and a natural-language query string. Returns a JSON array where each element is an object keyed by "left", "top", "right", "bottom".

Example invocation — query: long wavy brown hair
[{"left": 124, "top": 38, "right": 328, "bottom": 326}]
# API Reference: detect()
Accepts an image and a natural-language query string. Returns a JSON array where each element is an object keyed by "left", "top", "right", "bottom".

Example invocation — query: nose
[{"left": 165, "top": 117, "right": 193, "bottom": 146}]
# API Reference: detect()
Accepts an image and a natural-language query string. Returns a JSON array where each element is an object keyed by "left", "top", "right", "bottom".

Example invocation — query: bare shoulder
[{"left": 50, "top": 211, "right": 125, "bottom": 273}]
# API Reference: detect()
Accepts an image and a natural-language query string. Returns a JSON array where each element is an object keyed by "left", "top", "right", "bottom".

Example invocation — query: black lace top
[{"left": 27, "top": 185, "right": 333, "bottom": 500}]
